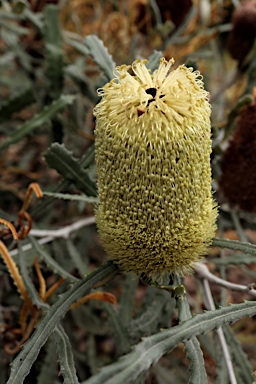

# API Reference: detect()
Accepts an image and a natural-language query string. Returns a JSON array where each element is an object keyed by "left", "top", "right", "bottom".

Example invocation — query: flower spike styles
[{"left": 94, "top": 58, "right": 218, "bottom": 279}]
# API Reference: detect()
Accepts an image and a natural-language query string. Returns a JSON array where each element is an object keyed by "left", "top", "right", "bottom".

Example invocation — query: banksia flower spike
[{"left": 94, "top": 58, "right": 218, "bottom": 279}]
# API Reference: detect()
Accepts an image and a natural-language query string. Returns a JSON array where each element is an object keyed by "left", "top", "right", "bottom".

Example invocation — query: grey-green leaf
[
  {"left": 210, "top": 254, "right": 256, "bottom": 266},
  {"left": 55, "top": 325, "right": 79, "bottom": 384},
  {"left": 17, "top": 242, "right": 49, "bottom": 309},
  {"left": 212, "top": 237, "right": 256, "bottom": 256},
  {"left": 223, "top": 325, "right": 254, "bottom": 384},
  {"left": 29, "top": 235, "right": 79, "bottom": 282},
  {"left": 0, "top": 87, "right": 35, "bottom": 122},
  {"left": 44, "top": 142, "right": 97, "bottom": 196},
  {"left": 43, "top": 191, "right": 98, "bottom": 204},
  {"left": 146, "top": 51, "right": 163, "bottom": 72},
  {"left": 177, "top": 295, "right": 207, "bottom": 384},
  {"left": 43, "top": 5, "right": 64, "bottom": 100},
  {"left": 81, "top": 301, "right": 256, "bottom": 384},
  {"left": 83, "top": 35, "right": 115, "bottom": 81},
  {"left": 0, "top": 95, "right": 75, "bottom": 151},
  {"left": 7, "top": 261, "right": 118, "bottom": 384}
]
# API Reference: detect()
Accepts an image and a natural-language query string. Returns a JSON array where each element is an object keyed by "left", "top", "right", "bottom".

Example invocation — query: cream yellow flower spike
[{"left": 94, "top": 58, "right": 218, "bottom": 279}]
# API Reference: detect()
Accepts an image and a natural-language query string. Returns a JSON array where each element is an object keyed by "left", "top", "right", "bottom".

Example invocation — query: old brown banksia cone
[
  {"left": 220, "top": 100, "right": 256, "bottom": 212},
  {"left": 94, "top": 58, "right": 218, "bottom": 279}
]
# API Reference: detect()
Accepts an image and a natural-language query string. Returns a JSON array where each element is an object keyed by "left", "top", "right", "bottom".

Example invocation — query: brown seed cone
[
  {"left": 220, "top": 102, "right": 256, "bottom": 212},
  {"left": 227, "top": 1, "right": 256, "bottom": 67}
]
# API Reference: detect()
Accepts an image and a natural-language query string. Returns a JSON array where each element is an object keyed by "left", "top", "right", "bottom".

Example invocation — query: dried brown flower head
[
  {"left": 227, "top": 0, "right": 256, "bottom": 68},
  {"left": 220, "top": 101, "right": 256, "bottom": 212}
]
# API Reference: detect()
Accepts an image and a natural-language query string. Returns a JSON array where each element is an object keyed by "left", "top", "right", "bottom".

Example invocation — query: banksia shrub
[
  {"left": 94, "top": 58, "right": 218, "bottom": 279},
  {"left": 220, "top": 101, "right": 256, "bottom": 212},
  {"left": 227, "top": 0, "right": 256, "bottom": 68}
]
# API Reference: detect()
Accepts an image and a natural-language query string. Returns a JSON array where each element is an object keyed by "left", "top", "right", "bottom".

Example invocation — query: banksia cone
[
  {"left": 94, "top": 58, "right": 217, "bottom": 279},
  {"left": 220, "top": 101, "right": 256, "bottom": 212}
]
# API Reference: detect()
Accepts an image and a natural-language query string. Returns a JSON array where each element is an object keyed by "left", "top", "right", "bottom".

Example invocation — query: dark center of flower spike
[
  {"left": 137, "top": 88, "right": 161, "bottom": 116},
  {"left": 145, "top": 88, "right": 165, "bottom": 107},
  {"left": 146, "top": 88, "right": 157, "bottom": 98},
  {"left": 146, "top": 88, "right": 157, "bottom": 105}
]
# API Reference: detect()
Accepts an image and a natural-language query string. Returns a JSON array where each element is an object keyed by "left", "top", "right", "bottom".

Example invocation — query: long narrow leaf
[
  {"left": 43, "top": 191, "right": 98, "bottom": 204},
  {"left": 82, "top": 301, "right": 256, "bottom": 384},
  {"left": 210, "top": 254, "right": 256, "bottom": 265},
  {"left": 212, "top": 237, "right": 256, "bottom": 255},
  {"left": 101, "top": 302, "right": 130, "bottom": 355},
  {"left": 55, "top": 325, "right": 79, "bottom": 384},
  {"left": 7, "top": 261, "right": 118, "bottom": 384},
  {"left": 0, "top": 87, "right": 35, "bottom": 122},
  {"left": 83, "top": 35, "right": 115, "bottom": 81},
  {"left": 119, "top": 274, "right": 138, "bottom": 327},
  {"left": 37, "top": 337, "right": 58, "bottom": 384},
  {"left": 146, "top": 51, "right": 163, "bottom": 72},
  {"left": 17, "top": 242, "right": 48, "bottom": 309},
  {"left": 223, "top": 325, "right": 253, "bottom": 384},
  {"left": 44, "top": 143, "right": 97, "bottom": 196},
  {"left": 0, "top": 95, "right": 75, "bottom": 150},
  {"left": 43, "top": 5, "right": 64, "bottom": 100},
  {"left": 29, "top": 236, "right": 79, "bottom": 282},
  {"left": 177, "top": 295, "right": 208, "bottom": 384}
]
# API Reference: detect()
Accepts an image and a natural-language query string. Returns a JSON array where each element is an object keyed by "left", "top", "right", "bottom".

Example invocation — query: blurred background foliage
[{"left": 1, "top": 0, "right": 256, "bottom": 383}]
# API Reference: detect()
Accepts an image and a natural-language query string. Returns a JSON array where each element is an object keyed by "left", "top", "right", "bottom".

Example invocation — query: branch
[
  {"left": 202, "top": 278, "right": 237, "bottom": 384},
  {"left": 194, "top": 262, "right": 256, "bottom": 297},
  {"left": 10, "top": 216, "right": 96, "bottom": 257}
]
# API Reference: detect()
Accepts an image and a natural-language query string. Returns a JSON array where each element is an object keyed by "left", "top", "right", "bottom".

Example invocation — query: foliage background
[{"left": 1, "top": 0, "right": 256, "bottom": 383}]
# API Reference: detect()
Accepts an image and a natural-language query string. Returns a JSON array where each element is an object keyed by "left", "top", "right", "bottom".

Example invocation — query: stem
[{"left": 203, "top": 278, "right": 237, "bottom": 384}]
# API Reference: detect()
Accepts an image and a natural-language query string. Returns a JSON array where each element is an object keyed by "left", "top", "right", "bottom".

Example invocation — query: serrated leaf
[
  {"left": 66, "top": 239, "right": 89, "bottom": 277},
  {"left": 101, "top": 302, "right": 130, "bottom": 355},
  {"left": 87, "top": 334, "right": 98, "bottom": 375},
  {"left": 65, "top": 63, "right": 98, "bottom": 103},
  {"left": 210, "top": 254, "right": 256, "bottom": 266},
  {"left": 31, "top": 144, "right": 95, "bottom": 217},
  {"left": 0, "top": 95, "right": 75, "bottom": 151},
  {"left": 23, "top": 8, "right": 43, "bottom": 30},
  {"left": 64, "top": 35, "right": 90, "bottom": 56},
  {"left": 43, "top": 5, "right": 64, "bottom": 100},
  {"left": 7, "top": 261, "right": 118, "bottom": 384},
  {"left": 83, "top": 35, "right": 115, "bottom": 81},
  {"left": 223, "top": 325, "right": 253, "bottom": 384},
  {"left": 81, "top": 301, "right": 256, "bottom": 384},
  {"left": 119, "top": 273, "right": 138, "bottom": 327},
  {"left": 55, "top": 325, "right": 79, "bottom": 384},
  {"left": 43, "top": 191, "right": 98, "bottom": 204},
  {"left": 17, "top": 242, "right": 49, "bottom": 309},
  {"left": 0, "top": 87, "right": 35, "bottom": 122},
  {"left": 44, "top": 143, "right": 97, "bottom": 196},
  {"left": 29, "top": 236, "right": 79, "bottom": 282},
  {"left": 37, "top": 337, "right": 58, "bottom": 384},
  {"left": 212, "top": 237, "right": 256, "bottom": 256},
  {"left": 0, "top": 18, "right": 28, "bottom": 35},
  {"left": 80, "top": 143, "right": 95, "bottom": 168},
  {"left": 177, "top": 295, "right": 207, "bottom": 384}
]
